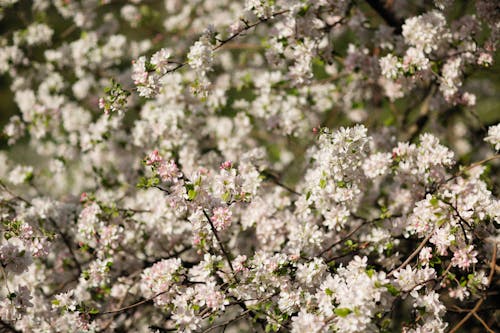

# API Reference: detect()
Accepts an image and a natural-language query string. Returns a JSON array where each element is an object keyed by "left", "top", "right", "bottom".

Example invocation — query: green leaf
[
  {"left": 187, "top": 189, "right": 197, "bottom": 201},
  {"left": 297, "top": 4, "right": 310, "bottom": 16},
  {"left": 136, "top": 176, "right": 149, "bottom": 189},
  {"left": 221, "top": 191, "right": 230, "bottom": 202},
  {"left": 334, "top": 307, "right": 352, "bottom": 317},
  {"left": 306, "top": 191, "right": 312, "bottom": 200},
  {"left": 384, "top": 284, "right": 400, "bottom": 296}
]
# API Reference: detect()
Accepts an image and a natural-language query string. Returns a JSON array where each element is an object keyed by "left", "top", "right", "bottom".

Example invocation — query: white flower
[
  {"left": 187, "top": 38, "right": 213, "bottom": 73},
  {"left": 448, "top": 286, "right": 470, "bottom": 301},
  {"left": 245, "top": 0, "right": 275, "bottom": 18},
  {"left": 25, "top": 23, "right": 53, "bottom": 45},
  {"left": 8, "top": 165, "right": 33, "bottom": 185},
  {"left": 132, "top": 56, "right": 148, "bottom": 85},
  {"left": 393, "top": 265, "right": 436, "bottom": 293},
  {"left": 402, "top": 11, "right": 449, "bottom": 54},
  {"left": 419, "top": 247, "right": 433, "bottom": 265},
  {"left": 291, "top": 309, "right": 324, "bottom": 333},
  {"left": 485, "top": 124, "right": 500, "bottom": 150},
  {"left": 380, "top": 54, "right": 401, "bottom": 79},
  {"left": 440, "top": 57, "right": 462, "bottom": 101},
  {"left": 403, "top": 47, "right": 430, "bottom": 71},
  {"left": 363, "top": 152, "right": 392, "bottom": 178},
  {"left": 151, "top": 48, "right": 172, "bottom": 74}
]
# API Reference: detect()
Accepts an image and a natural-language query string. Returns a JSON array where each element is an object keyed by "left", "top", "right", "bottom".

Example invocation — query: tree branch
[
  {"left": 472, "top": 312, "right": 495, "bottom": 333},
  {"left": 203, "top": 209, "right": 235, "bottom": 275},
  {"left": 164, "top": 10, "right": 289, "bottom": 75},
  {"left": 388, "top": 231, "right": 434, "bottom": 277},
  {"left": 448, "top": 243, "right": 497, "bottom": 333},
  {"left": 96, "top": 290, "right": 169, "bottom": 316}
]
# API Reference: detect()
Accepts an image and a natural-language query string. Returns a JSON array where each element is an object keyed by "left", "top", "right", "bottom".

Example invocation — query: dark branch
[{"left": 202, "top": 209, "right": 235, "bottom": 274}]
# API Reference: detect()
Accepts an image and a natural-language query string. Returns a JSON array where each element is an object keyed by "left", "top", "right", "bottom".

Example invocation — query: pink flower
[
  {"left": 158, "top": 160, "right": 180, "bottom": 182},
  {"left": 80, "top": 192, "right": 88, "bottom": 202},
  {"left": 234, "top": 255, "right": 248, "bottom": 272},
  {"left": 146, "top": 149, "right": 163, "bottom": 165},
  {"left": 419, "top": 247, "right": 433, "bottom": 265},
  {"left": 212, "top": 207, "right": 232, "bottom": 231},
  {"left": 451, "top": 245, "right": 478, "bottom": 270},
  {"left": 98, "top": 98, "right": 106, "bottom": 111},
  {"left": 220, "top": 161, "right": 232, "bottom": 170}
]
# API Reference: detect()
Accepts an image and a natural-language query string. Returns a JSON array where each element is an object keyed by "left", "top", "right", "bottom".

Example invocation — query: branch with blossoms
[
  {"left": 0, "top": 0, "right": 499, "bottom": 332},
  {"left": 448, "top": 244, "right": 497, "bottom": 333}
]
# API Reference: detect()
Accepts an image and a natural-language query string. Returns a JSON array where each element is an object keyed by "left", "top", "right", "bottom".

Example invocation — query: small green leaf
[
  {"left": 188, "top": 189, "right": 197, "bottom": 201},
  {"left": 221, "top": 191, "right": 230, "bottom": 202},
  {"left": 336, "top": 180, "right": 346, "bottom": 188},
  {"left": 306, "top": 191, "right": 312, "bottom": 200},
  {"left": 334, "top": 307, "right": 352, "bottom": 317},
  {"left": 384, "top": 284, "right": 400, "bottom": 296}
]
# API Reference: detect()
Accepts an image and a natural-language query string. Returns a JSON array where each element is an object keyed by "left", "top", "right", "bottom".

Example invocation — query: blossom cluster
[{"left": 0, "top": 0, "right": 499, "bottom": 332}]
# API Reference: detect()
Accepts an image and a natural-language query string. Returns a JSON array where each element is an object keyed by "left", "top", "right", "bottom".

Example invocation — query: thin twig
[
  {"left": 472, "top": 312, "right": 495, "bottom": 333},
  {"left": 388, "top": 231, "right": 434, "bottom": 277},
  {"left": 261, "top": 170, "right": 300, "bottom": 195},
  {"left": 440, "top": 199, "right": 470, "bottom": 244},
  {"left": 47, "top": 216, "right": 82, "bottom": 275},
  {"left": 163, "top": 10, "right": 289, "bottom": 75},
  {"left": 99, "top": 284, "right": 134, "bottom": 331},
  {"left": 153, "top": 185, "right": 171, "bottom": 194},
  {"left": 317, "top": 222, "right": 365, "bottom": 257},
  {"left": 445, "top": 154, "right": 500, "bottom": 184},
  {"left": 213, "top": 10, "right": 289, "bottom": 52},
  {"left": 202, "top": 309, "right": 251, "bottom": 333},
  {"left": 96, "top": 290, "right": 169, "bottom": 316},
  {"left": 203, "top": 209, "right": 235, "bottom": 274},
  {"left": 448, "top": 244, "right": 497, "bottom": 333},
  {"left": 0, "top": 181, "right": 31, "bottom": 206},
  {"left": 324, "top": 242, "right": 370, "bottom": 263},
  {"left": 448, "top": 298, "right": 485, "bottom": 333}
]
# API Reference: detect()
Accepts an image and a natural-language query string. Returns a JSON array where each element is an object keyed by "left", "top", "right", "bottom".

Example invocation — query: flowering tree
[{"left": 0, "top": 0, "right": 499, "bottom": 332}]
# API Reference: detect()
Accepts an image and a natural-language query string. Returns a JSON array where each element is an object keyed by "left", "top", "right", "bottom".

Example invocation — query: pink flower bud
[
  {"left": 220, "top": 161, "right": 232, "bottom": 170},
  {"left": 146, "top": 149, "right": 163, "bottom": 165}
]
